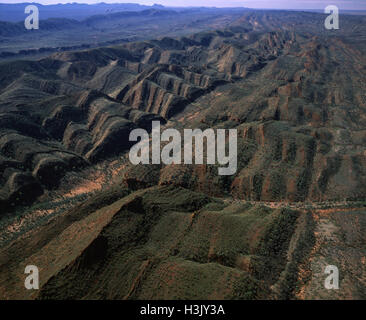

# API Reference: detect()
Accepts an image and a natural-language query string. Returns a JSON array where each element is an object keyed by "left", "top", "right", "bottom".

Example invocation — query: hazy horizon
[{"left": 1, "top": 0, "right": 366, "bottom": 10}]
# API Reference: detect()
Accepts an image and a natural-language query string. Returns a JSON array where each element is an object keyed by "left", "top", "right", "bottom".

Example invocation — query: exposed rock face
[
  {"left": 0, "top": 11, "right": 365, "bottom": 211},
  {"left": 120, "top": 26, "right": 366, "bottom": 202},
  {"left": 0, "top": 10, "right": 366, "bottom": 301}
]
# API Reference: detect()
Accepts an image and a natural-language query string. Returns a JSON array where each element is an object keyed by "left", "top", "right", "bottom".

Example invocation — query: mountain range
[{"left": 0, "top": 6, "right": 365, "bottom": 300}]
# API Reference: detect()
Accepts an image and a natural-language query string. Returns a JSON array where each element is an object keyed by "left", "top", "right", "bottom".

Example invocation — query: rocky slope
[
  {"left": 1, "top": 185, "right": 365, "bottom": 299},
  {"left": 0, "top": 11, "right": 366, "bottom": 211},
  {"left": 0, "top": 10, "right": 365, "bottom": 300}
]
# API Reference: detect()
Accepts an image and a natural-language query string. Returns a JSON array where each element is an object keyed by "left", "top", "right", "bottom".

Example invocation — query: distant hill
[
  {"left": 0, "top": 3, "right": 167, "bottom": 22},
  {"left": 0, "top": 7, "right": 248, "bottom": 59}
]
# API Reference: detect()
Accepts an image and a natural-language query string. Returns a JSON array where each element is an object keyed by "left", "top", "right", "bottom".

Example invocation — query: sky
[{"left": 0, "top": 0, "right": 366, "bottom": 10}]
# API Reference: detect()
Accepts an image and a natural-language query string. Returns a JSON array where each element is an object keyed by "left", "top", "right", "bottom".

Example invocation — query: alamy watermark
[
  {"left": 24, "top": 5, "right": 39, "bottom": 30},
  {"left": 24, "top": 265, "right": 39, "bottom": 290},
  {"left": 324, "top": 265, "right": 339, "bottom": 290},
  {"left": 129, "top": 121, "right": 237, "bottom": 176},
  {"left": 325, "top": 5, "right": 339, "bottom": 30}
]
